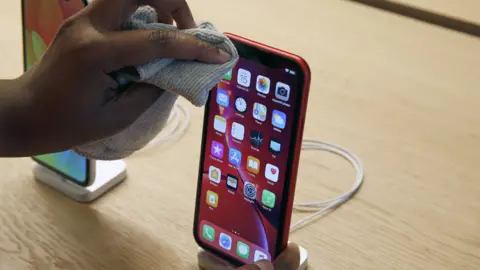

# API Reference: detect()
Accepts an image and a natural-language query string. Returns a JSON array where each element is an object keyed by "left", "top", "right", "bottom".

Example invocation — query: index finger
[
  {"left": 158, "top": 0, "right": 196, "bottom": 29},
  {"left": 85, "top": 0, "right": 196, "bottom": 30}
]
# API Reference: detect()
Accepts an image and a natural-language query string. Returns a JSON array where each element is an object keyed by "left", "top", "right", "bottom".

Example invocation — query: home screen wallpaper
[
  {"left": 23, "top": 0, "right": 88, "bottom": 184},
  {"left": 197, "top": 56, "right": 300, "bottom": 264}
]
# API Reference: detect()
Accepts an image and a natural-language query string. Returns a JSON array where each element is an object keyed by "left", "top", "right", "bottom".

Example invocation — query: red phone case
[
  {"left": 224, "top": 32, "right": 311, "bottom": 255},
  {"left": 194, "top": 32, "right": 311, "bottom": 265}
]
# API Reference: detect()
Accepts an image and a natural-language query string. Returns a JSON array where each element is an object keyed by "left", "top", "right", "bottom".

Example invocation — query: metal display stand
[
  {"left": 32, "top": 159, "right": 127, "bottom": 203},
  {"left": 197, "top": 242, "right": 308, "bottom": 270}
]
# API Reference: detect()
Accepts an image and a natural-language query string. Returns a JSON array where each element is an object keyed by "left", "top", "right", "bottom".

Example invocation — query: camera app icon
[{"left": 275, "top": 82, "right": 291, "bottom": 102}]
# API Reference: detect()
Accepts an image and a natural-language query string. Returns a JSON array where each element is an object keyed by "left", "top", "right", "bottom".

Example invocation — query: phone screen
[
  {"left": 195, "top": 39, "right": 306, "bottom": 264},
  {"left": 22, "top": 0, "right": 89, "bottom": 185}
]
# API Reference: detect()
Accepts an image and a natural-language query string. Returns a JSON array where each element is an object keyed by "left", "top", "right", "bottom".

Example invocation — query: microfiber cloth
[{"left": 73, "top": 6, "right": 239, "bottom": 160}]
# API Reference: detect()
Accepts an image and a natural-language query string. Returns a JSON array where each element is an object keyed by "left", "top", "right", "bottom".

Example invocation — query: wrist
[{"left": 0, "top": 75, "right": 37, "bottom": 156}]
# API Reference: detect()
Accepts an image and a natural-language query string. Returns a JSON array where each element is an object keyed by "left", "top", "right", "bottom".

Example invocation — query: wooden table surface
[
  {"left": 391, "top": 0, "right": 480, "bottom": 24},
  {"left": 1, "top": 0, "right": 479, "bottom": 269}
]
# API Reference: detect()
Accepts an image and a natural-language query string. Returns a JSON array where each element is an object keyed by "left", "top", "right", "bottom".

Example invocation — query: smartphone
[
  {"left": 193, "top": 33, "right": 311, "bottom": 266},
  {"left": 21, "top": 0, "right": 93, "bottom": 186}
]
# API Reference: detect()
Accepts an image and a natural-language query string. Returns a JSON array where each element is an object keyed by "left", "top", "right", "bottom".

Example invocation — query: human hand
[
  {"left": 17, "top": 0, "right": 230, "bottom": 155},
  {"left": 237, "top": 243, "right": 301, "bottom": 270}
]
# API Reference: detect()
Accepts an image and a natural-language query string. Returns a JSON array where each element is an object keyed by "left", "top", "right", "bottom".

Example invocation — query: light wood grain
[
  {"left": 1, "top": 0, "right": 480, "bottom": 269},
  {"left": 391, "top": 0, "right": 480, "bottom": 24}
]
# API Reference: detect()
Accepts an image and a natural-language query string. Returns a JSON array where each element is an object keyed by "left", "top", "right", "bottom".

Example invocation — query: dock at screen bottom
[{"left": 199, "top": 220, "right": 271, "bottom": 264}]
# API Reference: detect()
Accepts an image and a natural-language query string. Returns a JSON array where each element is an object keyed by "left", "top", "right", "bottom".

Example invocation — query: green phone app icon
[
  {"left": 262, "top": 189, "right": 276, "bottom": 208},
  {"left": 223, "top": 69, "right": 232, "bottom": 80},
  {"left": 236, "top": 241, "right": 250, "bottom": 259},
  {"left": 203, "top": 224, "right": 215, "bottom": 242}
]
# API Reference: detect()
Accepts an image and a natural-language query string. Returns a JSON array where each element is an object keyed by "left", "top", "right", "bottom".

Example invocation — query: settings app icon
[{"left": 244, "top": 182, "right": 257, "bottom": 200}]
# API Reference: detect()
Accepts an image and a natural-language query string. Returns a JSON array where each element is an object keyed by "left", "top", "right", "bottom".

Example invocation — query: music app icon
[{"left": 254, "top": 250, "right": 269, "bottom": 262}]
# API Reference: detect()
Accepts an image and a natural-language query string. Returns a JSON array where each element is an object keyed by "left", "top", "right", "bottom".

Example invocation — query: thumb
[
  {"left": 272, "top": 243, "right": 301, "bottom": 270},
  {"left": 98, "top": 83, "right": 163, "bottom": 136},
  {"left": 99, "top": 29, "right": 232, "bottom": 72}
]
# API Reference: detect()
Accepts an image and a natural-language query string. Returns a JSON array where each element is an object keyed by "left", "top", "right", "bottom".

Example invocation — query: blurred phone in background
[{"left": 22, "top": 0, "right": 93, "bottom": 186}]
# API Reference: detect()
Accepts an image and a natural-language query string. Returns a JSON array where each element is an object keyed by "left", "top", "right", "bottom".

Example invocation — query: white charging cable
[
  {"left": 143, "top": 103, "right": 365, "bottom": 232},
  {"left": 138, "top": 102, "right": 191, "bottom": 152},
  {"left": 290, "top": 139, "right": 365, "bottom": 232}
]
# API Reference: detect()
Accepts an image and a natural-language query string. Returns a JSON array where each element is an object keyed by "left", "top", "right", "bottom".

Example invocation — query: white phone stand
[
  {"left": 197, "top": 242, "right": 308, "bottom": 270},
  {"left": 32, "top": 159, "right": 127, "bottom": 203}
]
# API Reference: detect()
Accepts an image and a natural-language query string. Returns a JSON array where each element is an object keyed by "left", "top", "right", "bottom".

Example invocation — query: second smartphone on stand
[
  {"left": 22, "top": 0, "right": 127, "bottom": 202},
  {"left": 22, "top": 0, "right": 94, "bottom": 186}
]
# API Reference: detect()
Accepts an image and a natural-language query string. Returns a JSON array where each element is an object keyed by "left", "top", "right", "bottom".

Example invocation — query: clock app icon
[{"left": 235, "top": 97, "right": 247, "bottom": 113}]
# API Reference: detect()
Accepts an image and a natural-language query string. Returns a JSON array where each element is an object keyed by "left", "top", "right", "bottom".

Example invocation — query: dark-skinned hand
[
  {"left": 237, "top": 243, "right": 301, "bottom": 270},
  {"left": 13, "top": 0, "right": 230, "bottom": 155}
]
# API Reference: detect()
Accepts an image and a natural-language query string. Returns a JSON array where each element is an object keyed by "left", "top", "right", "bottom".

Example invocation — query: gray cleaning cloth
[{"left": 73, "top": 6, "right": 238, "bottom": 160}]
